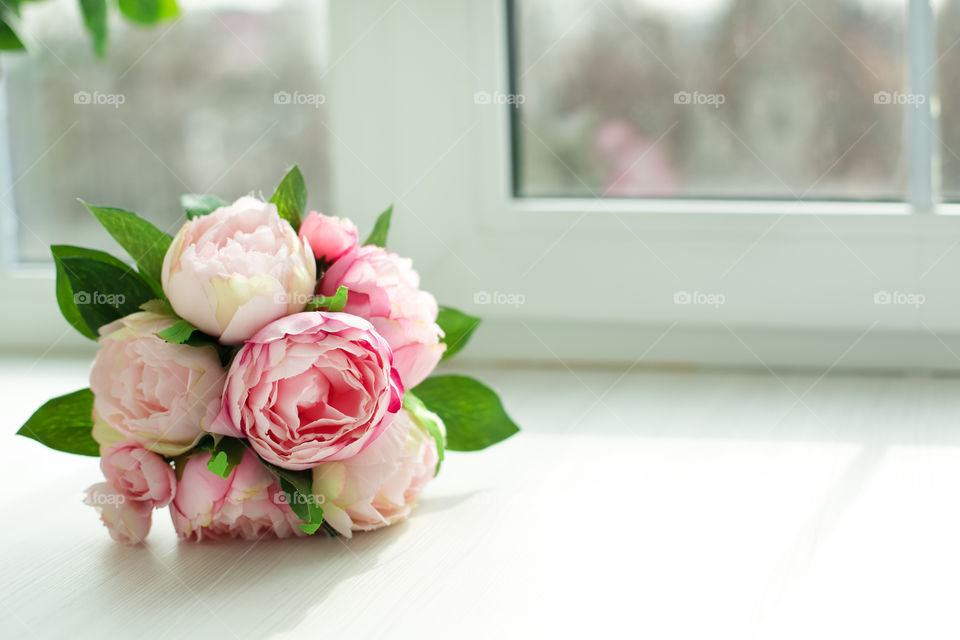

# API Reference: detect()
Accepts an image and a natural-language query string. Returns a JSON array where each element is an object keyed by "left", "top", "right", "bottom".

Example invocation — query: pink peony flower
[
  {"left": 170, "top": 449, "right": 305, "bottom": 541},
  {"left": 210, "top": 311, "right": 404, "bottom": 470},
  {"left": 84, "top": 482, "right": 152, "bottom": 544},
  {"left": 319, "top": 246, "right": 444, "bottom": 388},
  {"left": 299, "top": 211, "right": 359, "bottom": 263},
  {"left": 311, "top": 408, "right": 439, "bottom": 537},
  {"left": 100, "top": 442, "right": 176, "bottom": 508},
  {"left": 161, "top": 196, "right": 317, "bottom": 344},
  {"left": 90, "top": 311, "right": 225, "bottom": 456}
]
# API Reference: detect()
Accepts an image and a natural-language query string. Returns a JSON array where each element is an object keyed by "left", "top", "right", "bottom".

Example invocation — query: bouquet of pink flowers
[{"left": 18, "top": 166, "right": 518, "bottom": 543}]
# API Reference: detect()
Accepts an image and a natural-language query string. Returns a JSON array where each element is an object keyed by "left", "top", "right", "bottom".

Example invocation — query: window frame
[
  {"left": 323, "top": 0, "right": 960, "bottom": 370},
  {"left": 0, "top": 75, "right": 90, "bottom": 355},
  {"left": 5, "top": 0, "right": 960, "bottom": 370}
]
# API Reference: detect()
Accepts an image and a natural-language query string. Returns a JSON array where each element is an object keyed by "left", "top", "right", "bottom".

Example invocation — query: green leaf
[
  {"left": 263, "top": 463, "right": 324, "bottom": 534},
  {"left": 174, "top": 329, "right": 238, "bottom": 367},
  {"left": 82, "top": 201, "right": 172, "bottom": 288},
  {"left": 3, "top": 1, "right": 21, "bottom": 18},
  {"left": 269, "top": 165, "right": 307, "bottom": 231},
  {"left": 437, "top": 306, "right": 481, "bottom": 361},
  {"left": 148, "top": 310, "right": 237, "bottom": 365},
  {"left": 54, "top": 247, "right": 98, "bottom": 340},
  {"left": 363, "top": 204, "right": 393, "bottom": 248},
  {"left": 412, "top": 375, "right": 519, "bottom": 451},
  {"left": 156, "top": 318, "right": 197, "bottom": 344},
  {"left": 52, "top": 245, "right": 143, "bottom": 339},
  {"left": 181, "top": 194, "right": 227, "bottom": 219},
  {"left": 117, "top": 0, "right": 178, "bottom": 24},
  {"left": 404, "top": 391, "right": 445, "bottom": 475},
  {"left": 79, "top": 0, "right": 107, "bottom": 57},
  {"left": 205, "top": 437, "right": 247, "bottom": 479},
  {"left": 52, "top": 245, "right": 157, "bottom": 336},
  {"left": 17, "top": 388, "right": 98, "bottom": 456},
  {"left": 305, "top": 285, "right": 348, "bottom": 312},
  {"left": 326, "top": 286, "right": 348, "bottom": 312},
  {"left": 0, "top": 17, "right": 25, "bottom": 51}
]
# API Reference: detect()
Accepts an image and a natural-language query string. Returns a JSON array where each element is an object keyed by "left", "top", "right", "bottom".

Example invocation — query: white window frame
[
  {"left": 0, "top": 75, "right": 85, "bottom": 355},
  {"left": 324, "top": 0, "right": 960, "bottom": 370},
  {"left": 5, "top": 0, "right": 960, "bottom": 371}
]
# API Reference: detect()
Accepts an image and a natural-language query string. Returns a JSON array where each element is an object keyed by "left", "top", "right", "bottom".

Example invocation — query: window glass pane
[
  {"left": 511, "top": 0, "right": 908, "bottom": 200},
  {"left": 938, "top": 0, "right": 960, "bottom": 200},
  {"left": 6, "top": 0, "right": 330, "bottom": 263}
]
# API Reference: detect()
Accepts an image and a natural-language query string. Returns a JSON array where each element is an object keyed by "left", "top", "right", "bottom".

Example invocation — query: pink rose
[
  {"left": 299, "top": 211, "right": 358, "bottom": 262},
  {"left": 170, "top": 450, "right": 304, "bottom": 541},
  {"left": 312, "top": 408, "right": 438, "bottom": 537},
  {"left": 90, "top": 311, "right": 225, "bottom": 456},
  {"left": 210, "top": 311, "right": 403, "bottom": 470},
  {"left": 161, "top": 196, "right": 317, "bottom": 344},
  {"left": 84, "top": 482, "right": 152, "bottom": 544},
  {"left": 319, "top": 246, "right": 444, "bottom": 388},
  {"left": 100, "top": 442, "right": 176, "bottom": 508}
]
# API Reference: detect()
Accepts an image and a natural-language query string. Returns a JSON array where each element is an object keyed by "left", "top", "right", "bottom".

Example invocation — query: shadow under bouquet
[{"left": 17, "top": 166, "right": 518, "bottom": 543}]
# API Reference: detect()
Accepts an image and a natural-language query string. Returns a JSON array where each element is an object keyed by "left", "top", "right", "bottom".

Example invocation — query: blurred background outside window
[
  {"left": 3, "top": 0, "right": 330, "bottom": 265},
  {"left": 511, "top": 0, "right": 959, "bottom": 202}
]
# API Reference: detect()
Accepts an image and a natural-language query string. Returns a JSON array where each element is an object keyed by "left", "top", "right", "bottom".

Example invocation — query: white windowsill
[{"left": 3, "top": 357, "right": 960, "bottom": 637}]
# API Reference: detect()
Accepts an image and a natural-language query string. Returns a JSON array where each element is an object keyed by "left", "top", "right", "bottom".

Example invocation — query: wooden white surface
[{"left": 3, "top": 357, "right": 960, "bottom": 638}]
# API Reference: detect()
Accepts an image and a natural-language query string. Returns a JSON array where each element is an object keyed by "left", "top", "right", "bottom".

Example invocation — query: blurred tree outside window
[{"left": 512, "top": 0, "right": 911, "bottom": 200}]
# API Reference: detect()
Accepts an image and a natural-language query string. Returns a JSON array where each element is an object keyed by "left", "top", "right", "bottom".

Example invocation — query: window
[
  {"left": 510, "top": 0, "right": 928, "bottom": 204},
  {"left": 6, "top": 0, "right": 960, "bottom": 368},
  {"left": 2, "top": 0, "right": 330, "bottom": 265}
]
